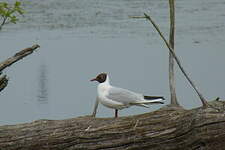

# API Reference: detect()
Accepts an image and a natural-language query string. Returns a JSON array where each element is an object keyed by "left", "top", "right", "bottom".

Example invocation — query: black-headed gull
[{"left": 90, "top": 73, "right": 165, "bottom": 118}]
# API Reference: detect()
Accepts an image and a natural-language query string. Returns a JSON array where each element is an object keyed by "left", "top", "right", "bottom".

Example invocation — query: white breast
[{"left": 97, "top": 83, "right": 125, "bottom": 109}]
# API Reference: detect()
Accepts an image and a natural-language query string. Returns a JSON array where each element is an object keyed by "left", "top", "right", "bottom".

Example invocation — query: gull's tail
[
  {"left": 143, "top": 95, "right": 165, "bottom": 101},
  {"left": 143, "top": 95, "right": 165, "bottom": 104},
  {"left": 130, "top": 96, "right": 165, "bottom": 106}
]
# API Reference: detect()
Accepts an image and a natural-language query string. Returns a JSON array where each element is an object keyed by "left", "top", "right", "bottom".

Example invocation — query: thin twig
[
  {"left": 131, "top": 13, "right": 208, "bottom": 107},
  {"left": 129, "top": 16, "right": 146, "bottom": 19},
  {"left": 143, "top": 13, "right": 208, "bottom": 107}
]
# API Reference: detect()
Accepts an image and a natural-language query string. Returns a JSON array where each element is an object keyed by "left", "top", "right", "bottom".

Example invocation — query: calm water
[{"left": 0, "top": 0, "right": 225, "bottom": 125}]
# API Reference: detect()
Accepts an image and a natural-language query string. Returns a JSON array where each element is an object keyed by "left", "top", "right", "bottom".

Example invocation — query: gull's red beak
[{"left": 90, "top": 78, "right": 96, "bottom": 81}]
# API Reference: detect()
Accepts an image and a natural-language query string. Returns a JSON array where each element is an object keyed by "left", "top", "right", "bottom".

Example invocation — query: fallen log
[
  {"left": 0, "top": 44, "right": 40, "bottom": 92},
  {"left": 0, "top": 100, "right": 225, "bottom": 150}
]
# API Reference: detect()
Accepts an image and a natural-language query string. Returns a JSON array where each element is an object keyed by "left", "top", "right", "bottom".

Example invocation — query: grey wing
[{"left": 106, "top": 87, "right": 142, "bottom": 104}]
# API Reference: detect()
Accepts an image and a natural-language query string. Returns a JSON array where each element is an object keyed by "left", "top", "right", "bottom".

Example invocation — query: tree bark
[
  {"left": 0, "top": 44, "right": 40, "bottom": 92},
  {"left": 0, "top": 100, "right": 225, "bottom": 150}
]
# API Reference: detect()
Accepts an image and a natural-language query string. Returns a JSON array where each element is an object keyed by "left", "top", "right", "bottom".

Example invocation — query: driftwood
[
  {"left": 0, "top": 44, "right": 40, "bottom": 92},
  {"left": 0, "top": 100, "right": 225, "bottom": 150}
]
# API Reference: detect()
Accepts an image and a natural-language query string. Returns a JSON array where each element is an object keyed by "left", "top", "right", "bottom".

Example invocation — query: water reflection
[
  {"left": 37, "top": 63, "right": 48, "bottom": 103},
  {"left": 36, "top": 63, "right": 50, "bottom": 119}
]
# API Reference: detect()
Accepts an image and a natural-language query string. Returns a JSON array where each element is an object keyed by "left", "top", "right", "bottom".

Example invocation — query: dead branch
[
  {"left": 168, "top": 0, "right": 179, "bottom": 106},
  {"left": 0, "top": 44, "right": 40, "bottom": 93},
  {"left": 130, "top": 14, "right": 208, "bottom": 107},
  {"left": 0, "top": 44, "right": 40, "bottom": 72},
  {"left": 0, "top": 75, "right": 8, "bottom": 92}
]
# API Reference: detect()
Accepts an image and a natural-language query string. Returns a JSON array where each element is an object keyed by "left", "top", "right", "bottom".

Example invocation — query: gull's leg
[
  {"left": 92, "top": 98, "right": 99, "bottom": 117},
  {"left": 115, "top": 109, "right": 118, "bottom": 118}
]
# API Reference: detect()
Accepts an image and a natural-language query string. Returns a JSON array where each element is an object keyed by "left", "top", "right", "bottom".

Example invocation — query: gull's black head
[{"left": 90, "top": 73, "right": 107, "bottom": 83}]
